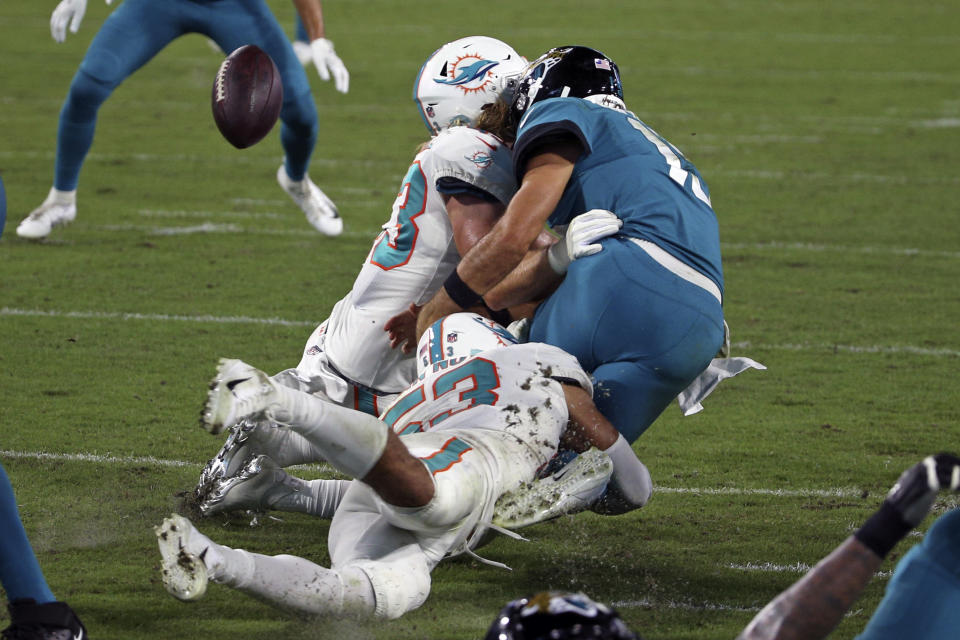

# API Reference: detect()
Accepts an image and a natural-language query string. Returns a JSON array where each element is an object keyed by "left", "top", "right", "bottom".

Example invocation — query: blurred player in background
[
  {"left": 158, "top": 312, "right": 649, "bottom": 619},
  {"left": 0, "top": 462, "right": 87, "bottom": 640},
  {"left": 485, "top": 454, "right": 960, "bottom": 640},
  {"left": 417, "top": 45, "right": 730, "bottom": 447},
  {"left": 17, "top": 0, "right": 347, "bottom": 240}
]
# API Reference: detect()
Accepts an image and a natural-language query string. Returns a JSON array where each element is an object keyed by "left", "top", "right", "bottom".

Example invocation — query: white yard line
[
  {"left": 0, "top": 307, "right": 315, "bottom": 327},
  {"left": 4, "top": 307, "right": 957, "bottom": 357}
]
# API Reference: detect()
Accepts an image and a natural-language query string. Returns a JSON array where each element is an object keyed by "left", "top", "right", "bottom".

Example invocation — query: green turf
[{"left": 2, "top": 0, "right": 959, "bottom": 638}]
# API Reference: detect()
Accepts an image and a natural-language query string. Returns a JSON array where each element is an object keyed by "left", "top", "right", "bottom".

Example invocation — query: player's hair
[{"left": 476, "top": 99, "right": 516, "bottom": 143}]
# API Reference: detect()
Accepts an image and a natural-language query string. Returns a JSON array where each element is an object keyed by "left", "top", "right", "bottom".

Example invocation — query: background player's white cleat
[
  {"left": 201, "top": 359, "right": 279, "bottom": 435},
  {"left": 17, "top": 188, "right": 77, "bottom": 239},
  {"left": 276, "top": 165, "right": 343, "bottom": 236},
  {"left": 493, "top": 448, "right": 614, "bottom": 529},
  {"left": 155, "top": 514, "right": 210, "bottom": 601}
]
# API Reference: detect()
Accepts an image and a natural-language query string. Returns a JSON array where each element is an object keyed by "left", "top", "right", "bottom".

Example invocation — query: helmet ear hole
[{"left": 414, "top": 36, "right": 528, "bottom": 135}]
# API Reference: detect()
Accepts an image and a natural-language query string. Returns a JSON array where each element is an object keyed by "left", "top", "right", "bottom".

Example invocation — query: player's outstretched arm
[
  {"left": 561, "top": 383, "right": 652, "bottom": 511},
  {"left": 291, "top": 0, "right": 349, "bottom": 92},
  {"left": 737, "top": 453, "right": 960, "bottom": 640}
]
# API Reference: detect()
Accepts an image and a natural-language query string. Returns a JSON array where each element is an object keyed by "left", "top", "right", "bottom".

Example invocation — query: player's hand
[
  {"left": 547, "top": 209, "right": 622, "bottom": 274},
  {"left": 50, "top": 0, "right": 88, "bottom": 43},
  {"left": 384, "top": 303, "right": 421, "bottom": 354},
  {"left": 309, "top": 38, "right": 350, "bottom": 93},
  {"left": 885, "top": 453, "right": 960, "bottom": 527}
]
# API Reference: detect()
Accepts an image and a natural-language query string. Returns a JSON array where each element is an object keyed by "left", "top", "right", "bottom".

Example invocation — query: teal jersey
[{"left": 514, "top": 97, "right": 723, "bottom": 293}]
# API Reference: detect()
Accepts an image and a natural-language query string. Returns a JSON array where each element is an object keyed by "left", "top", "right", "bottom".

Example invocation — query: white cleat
[
  {"left": 155, "top": 514, "right": 209, "bottom": 601},
  {"left": 493, "top": 448, "right": 614, "bottom": 529},
  {"left": 17, "top": 188, "right": 77, "bottom": 239},
  {"left": 276, "top": 165, "right": 343, "bottom": 236},
  {"left": 201, "top": 359, "right": 278, "bottom": 435}
]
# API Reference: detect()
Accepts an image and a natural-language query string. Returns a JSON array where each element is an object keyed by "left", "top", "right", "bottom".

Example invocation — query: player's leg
[
  {"left": 155, "top": 512, "right": 377, "bottom": 616},
  {"left": 855, "top": 508, "right": 960, "bottom": 639},
  {"left": 18, "top": 0, "right": 187, "bottom": 238},
  {"left": 202, "top": 358, "right": 434, "bottom": 506},
  {"left": 530, "top": 238, "right": 724, "bottom": 442},
  {"left": 204, "top": 0, "right": 341, "bottom": 235},
  {"left": 0, "top": 463, "right": 55, "bottom": 604},
  {"left": 0, "top": 463, "right": 86, "bottom": 639}
]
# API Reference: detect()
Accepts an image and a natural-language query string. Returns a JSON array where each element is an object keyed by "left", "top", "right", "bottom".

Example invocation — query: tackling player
[
  {"left": 416, "top": 46, "right": 728, "bottom": 446},
  {"left": 17, "top": 0, "right": 347, "bottom": 239},
  {"left": 157, "top": 313, "right": 651, "bottom": 619},
  {"left": 190, "top": 36, "right": 628, "bottom": 521}
]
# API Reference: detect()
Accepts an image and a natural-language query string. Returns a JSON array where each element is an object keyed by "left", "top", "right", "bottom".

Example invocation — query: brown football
[{"left": 211, "top": 44, "right": 283, "bottom": 149}]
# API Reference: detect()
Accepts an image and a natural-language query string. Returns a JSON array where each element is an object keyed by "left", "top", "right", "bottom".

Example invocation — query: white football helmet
[
  {"left": 417, "top": 312, "right": 518, "bottom": 377},
  {"left": 414, "top": 36, "right": 527, "bottom": 135}
]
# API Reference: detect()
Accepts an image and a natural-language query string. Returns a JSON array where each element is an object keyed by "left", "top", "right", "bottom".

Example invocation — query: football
[{"left": 211, "top": 44, "right": 283, "bottom": 149}]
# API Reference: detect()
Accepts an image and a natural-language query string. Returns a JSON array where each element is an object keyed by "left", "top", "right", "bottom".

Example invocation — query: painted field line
[
  {"left": 612, "top": 596, "right": 760, "bottom": 613},
  {"left": 0, "top": 307, "right": 315, "bottom": 327},
  {"left": 94, "top": 223, "right": 381, "bottom": 239},
  {"left": 0, "top": 448, "right": 867, "bottom": 499},
  {"left": 730, "top": 341, "right": 960, "bottom": 358},
  {"left": 724, "top": 561, "right": 893, "bottom": 578},
  {"left": 0, "top": 449, "right": 334, "bottom": 475},
  {"left": 723, "top": 240, "right": 960, "bottom": 260},
  {"left": 4, "top": 308, "right": 957, "bottom": 358}
]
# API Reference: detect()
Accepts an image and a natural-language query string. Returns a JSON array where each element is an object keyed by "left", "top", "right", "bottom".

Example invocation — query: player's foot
[
  {"left": 155, "top": 514, "right": 211, "bottom": 602},
  {"left": 291, "top": 40, "right": 313, "bottom": 66},
  {"left": 198, "top": 454, "right": 292, "bottom": 516},
  {"left": 194, "top": 421, "right": 256, "bottom": 509},
  {"left": 2, "top": 599, "right": 87, "bottom": 640},
  {"left": 201, "top": 359, "right": 280, "bottom": 435},
  {"left": 493, "top": 448, "right": 614, "bottom": 529},
  {"left": 276, "top": 165, "right": 342, "bottom": 236},
  {"left": 16, "top": 188, "right": 76, "bottom": 239}
]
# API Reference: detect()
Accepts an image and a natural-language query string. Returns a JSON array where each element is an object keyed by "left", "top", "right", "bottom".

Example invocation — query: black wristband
[
  {"left": 854, "top": 501, "right": 913, "bottom": 558},
  {"left": 484, "top": 303, "right": 512, "bottom": 327},
  {"left": 443, "top": 269, "right": 482, "bottom": 310}
]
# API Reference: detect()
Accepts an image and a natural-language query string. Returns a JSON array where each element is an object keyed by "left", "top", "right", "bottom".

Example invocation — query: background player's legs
[
  {"left": 19, "top": 0, "right": 187, "bottom": 238},
  {"left": 0, "top": 463, "right": 55, "bottom": 604},
  {"left": 203, "top": 1, "right": 340, "bottom": 234}
]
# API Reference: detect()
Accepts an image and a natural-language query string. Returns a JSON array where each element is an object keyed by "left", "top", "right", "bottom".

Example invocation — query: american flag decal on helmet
[{"left": 594, "top": 58, "right": 611, "bottom": 70}]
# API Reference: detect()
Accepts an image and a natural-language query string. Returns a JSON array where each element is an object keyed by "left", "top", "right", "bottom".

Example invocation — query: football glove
[
  {"left": 547, "top": 209, "right": 622, "bottom": 275},
  {"left": 885, "top": 452, "right": 960, "bottom": 527},
  {"left": 309, "top": 38, "right": 349, "bottom": 93},
  {"left": 50, "top": 0, "right": 87, "bottom": 43}
]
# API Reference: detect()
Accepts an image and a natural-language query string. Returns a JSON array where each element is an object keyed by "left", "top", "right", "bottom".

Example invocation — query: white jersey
[
  {"left": 303, "top": 127, "right": 516, "bottom": 396},
  {"left": 380, "top": 342, "right": 592, "bottom": 468}
]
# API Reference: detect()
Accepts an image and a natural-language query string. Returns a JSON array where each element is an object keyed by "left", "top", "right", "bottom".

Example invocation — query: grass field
[{"left": 2, "top": 0, "right": 959, "bottom": 638}]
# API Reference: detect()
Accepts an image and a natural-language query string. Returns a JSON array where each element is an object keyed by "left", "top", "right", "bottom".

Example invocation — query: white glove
[
  {"left": 309, "top": 38, "right": 349, "bottom": 93},
  {"left": 547, "top": 209, "right": 623, "bottom": 274},
  {"left": 50, "top": 0, "right": 88, "bottom": 43}
]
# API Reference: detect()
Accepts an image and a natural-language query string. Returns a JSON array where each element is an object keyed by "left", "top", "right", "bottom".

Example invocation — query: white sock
[
  {"left": 232, "top": 554, "right": 375, "bottom": 617},
  {"left": 603, "top": 434, "right": 653, "bottom": 510},
  {"left": 247, "top": 419, "right": 327, "bottom": 467},
  {"left": 48, "top": 187, "right": 76, "bottom": 205},
  {"left": 270, "top": 476, "right": 351, "bottom": 518},
  {"left": 269, "top": 385, "right": 388, "bottom": 479}
]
